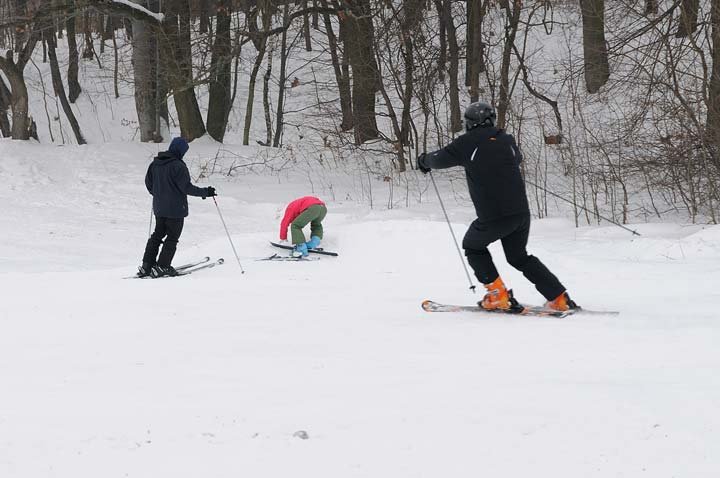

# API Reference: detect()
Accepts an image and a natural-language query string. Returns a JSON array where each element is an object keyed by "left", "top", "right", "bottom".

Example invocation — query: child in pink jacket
[{"left": 279, "top": 196, "right": 327, "bottom": 257}]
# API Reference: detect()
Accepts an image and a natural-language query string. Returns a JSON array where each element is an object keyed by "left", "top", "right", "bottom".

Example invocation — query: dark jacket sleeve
[
  {"left": 145, "top": 164, "right": 153, "bottom": 194},
  {"left": 174, "top": 162, "right": 209, "bottom": 197},
  {"left": 509, "top": 134, "right": 523, "bottom": 164},
  {"left": 422, "top": 134, "right": 471, "bottom": 170}
]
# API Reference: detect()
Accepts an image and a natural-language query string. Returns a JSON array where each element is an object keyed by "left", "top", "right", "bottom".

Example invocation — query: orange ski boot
[
  {"left": 545, "top": 291, "right": 580, "bottom": 312},
  {"left": 479, "top": 277, "right": 513, "bottom": 310}
]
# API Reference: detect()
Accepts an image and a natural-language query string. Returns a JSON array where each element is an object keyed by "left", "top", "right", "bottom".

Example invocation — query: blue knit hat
[{"left": 168, "top": 137, "right": 189, "bottom": 159}]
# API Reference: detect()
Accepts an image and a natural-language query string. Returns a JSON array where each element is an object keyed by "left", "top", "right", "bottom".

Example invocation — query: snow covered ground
[{"left": 1, "top": 140, "right": 719, "bottom": 477}]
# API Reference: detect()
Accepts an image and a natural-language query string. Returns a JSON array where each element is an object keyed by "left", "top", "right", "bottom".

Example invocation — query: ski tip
[
  {"left": 421, "top": 299, "right": 434, "bottom": 311},
  {"left": 218, "top": 258, "right": 225, "bottom": 264}
]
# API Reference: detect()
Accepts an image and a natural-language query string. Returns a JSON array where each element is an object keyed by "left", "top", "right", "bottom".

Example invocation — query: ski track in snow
[{"left": 1, "top": 141, "right": 719, "bottom": 477}]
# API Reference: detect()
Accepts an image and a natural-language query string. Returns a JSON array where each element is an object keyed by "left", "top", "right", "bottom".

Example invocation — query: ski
[
  {"left": 177, "top": 258, "right": 224, "bottom": 275},
  {"left": 176, "top": 256, "right": 211, "bottom": 271},
  {"left": 270, "top": 241, "right": 338, "bottom": 256},
  {"left": 421, "top": 300, "right": 619, "bottom": 318},
  {"left": 257, "top": 253, "right": 320, "bottom": 262}
]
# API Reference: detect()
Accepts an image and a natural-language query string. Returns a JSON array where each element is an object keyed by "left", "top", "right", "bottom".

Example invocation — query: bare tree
[
  {"left": 0, "top": 75, "right": 11, "bottom": 137},
  {"left": 343, "top": 0, "right": 380, "bottom": 144},
  {"left": 207, "top": 0, "right": 233, "bottom": 142},
  {"left": 161, "top": 0, "right": 206, "bottom": 140},
  {"left": 243, "top": 0, "right": 271, "bottom": 145},
  {"left": 66, "top": 0, "right": 81, "bottom": 103},
  {"left": 676, "top": 0, "right": 699, "bottom": 37},
  {"left": 467, "top": 0, "right": 487, "bottom": 102},
  {"left": 320, "top": 0, "right": 352, "bottom": 130},
  {"left": 46, "top": 25, "right": 86, "bottom": 144},
  {"left": 580, "top": 0, "right": 610, "bottom": 93},
  {"left": 0, "top": 31, "right": 38, "bottom": 139}
]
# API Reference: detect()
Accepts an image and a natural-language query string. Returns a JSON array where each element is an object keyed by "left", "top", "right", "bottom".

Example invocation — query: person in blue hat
[{"left": 138, "top": 137, "right": 216, "bottom": 278}]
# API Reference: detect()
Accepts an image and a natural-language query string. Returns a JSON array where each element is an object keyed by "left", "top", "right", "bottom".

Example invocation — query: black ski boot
[
  {"left": 137, "top": 262, "right": 154, "bottom": 278},
  {"left": 151, "top": 265, "right": 179, "bottom": 278}
]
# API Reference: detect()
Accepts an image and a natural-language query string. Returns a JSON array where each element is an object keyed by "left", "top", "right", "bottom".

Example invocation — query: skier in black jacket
[
  {"left": 138, "top": 137, "right": 216, "bottom": 278},
  {"left": 417, "top": 102, "right": 578, "bottom": 312}
]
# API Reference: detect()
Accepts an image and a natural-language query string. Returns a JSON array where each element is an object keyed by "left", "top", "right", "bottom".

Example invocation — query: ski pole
[
  {"left": 525, "top": 179, "right": 641, "bottom": 236},
  {"left": 429, "top": 171, "right": 476, "bottom": 293},
  {"left": 148, "top": 207, "right": 153, "bottom": 238},
  {"left": 213, "top": 196, "right": 245, "bottom": 273}
]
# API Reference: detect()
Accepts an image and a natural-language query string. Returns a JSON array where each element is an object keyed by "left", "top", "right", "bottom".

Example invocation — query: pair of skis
[
  {"left": 259, "top": 242, "right": 339, "bottom": 261},
  {"left": 125, "top": 256, "right": 224, "bottom": 279},
  {"left": 422, "top": 299, "right": 619, "bottom": 318}
]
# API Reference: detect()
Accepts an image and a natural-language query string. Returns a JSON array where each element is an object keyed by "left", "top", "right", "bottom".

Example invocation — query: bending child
[{"left": 279, "top": 196, "right": 327, "bottom": 257}]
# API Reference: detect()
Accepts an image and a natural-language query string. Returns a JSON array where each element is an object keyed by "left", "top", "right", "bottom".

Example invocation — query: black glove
[
  {"left": 417, "top": 153, "right": 431, "bottom": 174},
  {"left": 206, "top": 186, "right": 217, "bottom": 197}
]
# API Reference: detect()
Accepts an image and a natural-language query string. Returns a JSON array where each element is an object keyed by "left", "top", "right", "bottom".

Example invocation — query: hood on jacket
[
  {"left": 152, "top": 151, "right": 178, "bottom": 166},
  {"left": 168, "top": 137, "right": 189, "bottom": 159}
]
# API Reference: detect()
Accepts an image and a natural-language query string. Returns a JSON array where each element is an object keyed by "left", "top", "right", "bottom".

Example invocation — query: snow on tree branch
[{"left": 112, "top": 0, "right": 164, "bottom": 22}]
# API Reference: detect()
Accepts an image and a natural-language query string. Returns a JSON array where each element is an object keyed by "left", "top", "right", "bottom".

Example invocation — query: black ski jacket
[
  {"left": 422, "top": 127, "right": 529, "bottom": 222},
  {"left": 145, "top": 152, "right": 209, "bottom": 218}
]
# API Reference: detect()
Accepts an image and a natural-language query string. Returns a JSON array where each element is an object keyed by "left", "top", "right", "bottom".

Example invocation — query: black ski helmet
[{"left": 464, "top": 102, "right": 496, "bottom": 131}]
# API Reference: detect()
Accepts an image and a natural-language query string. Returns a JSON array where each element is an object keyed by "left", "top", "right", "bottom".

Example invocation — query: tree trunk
[
  {"left": 399, "top": 0, "right": 424, "bottom": 149},
  {"left": 579, "top": 0, "right": 610, "bottom": 93},
  {"left": 273, "top": 2, "right": 291, "bottom": 147},
  {"left": 162, "top": 0, "right": 206, "bottom": 140},
  {"left": 445, "top": 0, "right": 462, "bottom": 133},
  {"left": 644, "top": 0, "right": 658, "bottom": 14},
  {"left": 468, "top": 0, "right": 486, "bottom": 102},
  {"left": 497, "top": 0, "right": 521, "bottom": 129},
  {"left": 0, "top": 76, "right": 11, "bottom": 137},
  {"left": 263, "top": 44, "right": 274, "bottom": 145},
  {"left": 465, "top": 0, "right": 473, "bottom": 87},
  {"left": 113, "top": 25, "right": 120, "bottom": 98},
  {"left": 320, "top": 1, "right": 353, "bottom": 130},
  {"left": 302, "top": 0, "right": 312, "bottom": 51},
  {"left": 66, "top": 0, "right": 81, "bottom": 103},
  {"left": 0, "top": 34, "right": 39, "bottom": 140},
  {"left": 706, "top": 0, "right": 720, "bottom": 160},
  {"left": 46, "top": 31, "right": 86, "bottom": 144},
  {"left": 243, "top": 1, "right": 271, "bottom": 145},
  {"left": 433, "top": 0, "right": 447, "bottom": 81},
  {"left": 344, "top": 0, "right": 379, "bottom": 144},
  {"left": 676, "top": 0, "right": 700, "bottom": 37},
  {"left": 207, "top": 0, "right": 233, "bottom": 142},
  {"left": 130, "top": 0, "right": 159, "bottom": 141},
  {"left": 14, "top": 0, "right": 28, "bottom": 54},
  {"left": 83, "top": 10, "right": 94, "bottom": 59},
  {"left": 199, "top": 0, "right": 210, "bottom": 34}
]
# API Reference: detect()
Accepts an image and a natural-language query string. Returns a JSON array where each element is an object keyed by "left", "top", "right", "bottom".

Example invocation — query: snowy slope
[{"left": 1, "top": 141, "right": 719, "bottom": 477}]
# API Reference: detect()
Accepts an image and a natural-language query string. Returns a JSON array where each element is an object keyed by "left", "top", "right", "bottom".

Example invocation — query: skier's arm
[
  {"left": 145, "top": 165, "right": 153, "bottom": 194},
  {"left": 174, "top": 163, "right": 209, "bottom": 198},
  {"left": 508, "top": 134, "right": 523, "bottom": 164},
  {"left": 421, "top": 135, "right": 470, "bottom": 170},
  {"left": 279, "top": 208, "right": 292, "bottom": 241}
]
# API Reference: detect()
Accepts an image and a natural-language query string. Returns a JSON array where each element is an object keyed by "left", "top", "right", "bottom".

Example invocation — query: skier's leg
[
  {"left": 501, "top": 214, "right": 565, "bottom": 301},
  {"left": 157, "top": 218, "right": 184, "bottom": 266},
  {"left": 290, "top": 205, "right": 324, "bottom": 244},
  {"left": 463, "top": 218, "right": 518, "bottom": 309},
  {"left": 462, "top": 218, "right": 505, "bottom": 283},
  {"left": 142, "top": 217, "right": 167, "bottom": 265},
  {"left": 309, "top": 205, "right": 327, "bottom": 239}
]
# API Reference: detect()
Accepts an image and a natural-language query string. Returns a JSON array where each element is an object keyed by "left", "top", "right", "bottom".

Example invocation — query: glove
[
  {"left": 305, "top": 236, "right": 321, "bottom": 250},
  {"left": 206, "top": 186, "right": 217, "bottom": 197},
  {"left": 417, "top": 153, "right": 431, "bottom": 174}
]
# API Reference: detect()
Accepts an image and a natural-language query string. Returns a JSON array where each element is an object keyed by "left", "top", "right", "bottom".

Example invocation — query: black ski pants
[
  {"left": 462, "top": 213, "right": 565, "bottom": 301},
  {"left": 142, "top": 217, "right": 184, "bottom": 267}
]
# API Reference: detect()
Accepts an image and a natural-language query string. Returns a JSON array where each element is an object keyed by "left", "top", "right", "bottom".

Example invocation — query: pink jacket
[{"left": 279, "top": 196, "right": 325, "bottom": 240}]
